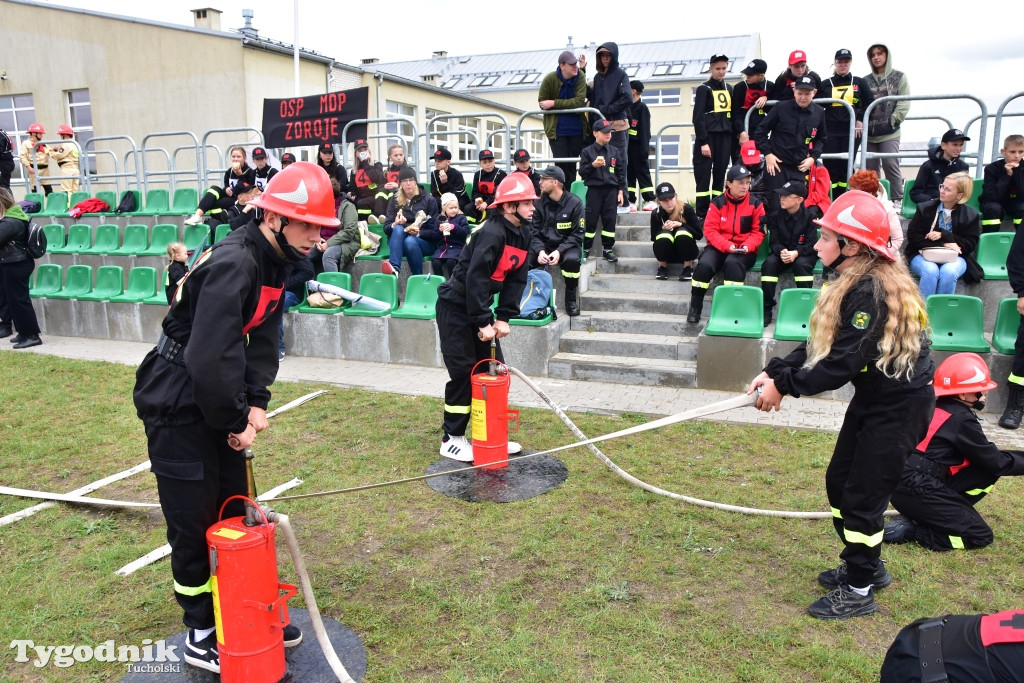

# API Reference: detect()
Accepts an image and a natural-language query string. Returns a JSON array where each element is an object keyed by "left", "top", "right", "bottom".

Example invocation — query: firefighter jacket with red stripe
[
  {"left": 135, "top": 221, "right": 290, "bottom": 434},
  {"left": 692, "top": 77, "right": 733, "bottom": 144},
  {"left": 704, "top": 191, "right": 765, "bottom": 254},
  {"left": 732, "top": 78, "right": 774, "bottom": 137},
  {"left": 438, "top": 212, "right": 530, "bottom": 328},
  {"left": 754, "top": 99, "right": 827, "bottom": 166},
  {"left": 351, "top": 160, "right": 386, "bottom": 200},
  {"left": 471, "top": 167, "right": 507, "bottom": 207},
  {"left": 908, "top": 397, "right": 1024, "bottom": 483},
  {"left": 766, "top": 204, "right": 817, "bottom": 258},
  {"left": 765, "top": 276, "right": 934, "bottom": 397}
]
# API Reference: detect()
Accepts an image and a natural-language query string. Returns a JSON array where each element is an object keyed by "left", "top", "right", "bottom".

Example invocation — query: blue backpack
[{"left": 517, "top": 269, "right": 556, "bottom": 320}]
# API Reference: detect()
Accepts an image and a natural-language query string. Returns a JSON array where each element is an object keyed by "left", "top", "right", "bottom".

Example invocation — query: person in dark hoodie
[
  {"left": 817, "top": 49, "right": 873, "bottom": 199},
  {"left": 911, "top": 129, "right": 971, "bottom": 205},
  {"left": 864, "top": 43, "right": 910, "bottom": 208},
  {"left": 732, "top": 58, "right": 773, "bottom": 160},
  {"left": 538, "top": 50, "right": 589, "bottom": 186},
  {"left": 769, "top": 50, "right": 822, "bottom": 103},
  {"left": 692, "top": 53, "right": 734, "bottom": 218},
  {"left": 588, "top": 42, "right": 632, "bottom": 205},
  {"left": 627, "top": 80, "right": 655, "bottom": 211}
]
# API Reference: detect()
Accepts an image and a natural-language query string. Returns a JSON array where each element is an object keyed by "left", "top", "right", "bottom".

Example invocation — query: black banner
[{"left": 262, "top": 87, "right": 369, "bottom": 148}]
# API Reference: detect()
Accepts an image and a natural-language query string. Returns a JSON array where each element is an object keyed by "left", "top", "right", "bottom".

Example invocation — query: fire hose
[{"left": 306, "top": 280, "right": 390, "bottom": 311}]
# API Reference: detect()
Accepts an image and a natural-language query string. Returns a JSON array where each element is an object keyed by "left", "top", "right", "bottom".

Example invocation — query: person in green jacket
[
  {"left": 864, "top": 43, "right": 910, "bottom": 208},
  {"left": 538, "top": 50, "right": 589, "bottom": 186},
  {"left": 322, "top": 193, "right": 361, "bottom": 273}
]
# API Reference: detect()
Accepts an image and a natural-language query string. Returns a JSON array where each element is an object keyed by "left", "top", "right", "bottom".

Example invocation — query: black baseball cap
[
  {"left": 318, "top": 143, "right": 334, "bottom": 154},
  {"left": 726, "top": 165, "right": 751, "bottom": 182},
  {"left": 513, "top": 149, "right": 530, "bottom": 162},
  {"left": 741, "top": 59, "right": 767, "bottom": 75},
  {"left": 942, "top": 128, "right": 970, "bottom": 143},
  {"left": 630, "top": 80, "right": 645, "bottom": 93},
  {"left": 592, "top": 119, "right": 614, "bottom": 133},
  {"left": 709, "top": 53, "right": 729, "bottom": 64},
  {"left": 432, "top": 148, "right": 452, "bottom": 161},
  {"left": 251, "top": 146, "right": 267, "bottom": 159},
  {"left": 834, "top": 49, "right": 853, "bottom": 61},
  {"left": 354, "top": 138, "right": 369, "bottom": 149},
  {"left": 479, "top": 149, "right": 495, "bottom": 161},
  {"left": 776, "top": 180, "right": 808, "bottom": 199},
  {"left": 280, "top": 152, "right": 296, "bottom": 165},
  {"left": 793, "top": 76, "right": 816, "bottom": 90},
  {"left": 539, "top": 165, "right": 565, "bottom": 184},
  {"left": 232, "top": 179, "right": 256, "bottom": 195},
  {"left": 655, "top": 182, "right": 675, "bottom": 199}
]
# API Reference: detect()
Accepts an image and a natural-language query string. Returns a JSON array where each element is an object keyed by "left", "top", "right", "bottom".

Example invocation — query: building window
[
  {"left": 658, "top": 135, "right": 681, "bottom": 167},
  {"left": 690, "top": 87, "right": 698, "bottom": 105},
  {"left": 624, "top": 65, "right": 639, "bottom": 77},
  {"left": 508, "top": 72, "right": 539, "bottom": 85},
  {"left": 385, "top": 100, "right": 415, "bottom": 150},
  {"left": 644, "top": 88, "right": 682, "bottom": 107},
  {"left": 426, "top": 109, "right": 452, "bottom": 152},
  {"left": 701, "top": 60, "right": 735, "bottom": 73},
  {"left": 0, "top": 94, "right": 38, "bottom": 184},
  {"left": 441, "top": 78, "right": 460, "bottom": 89},
  {"left": 65, "top": 88, "right": 94, "bottom": 173},
  {"left": 653, "top": 64, "right": 669, "bottom": 76},
  {"left": 485, "top": 121, "right": 505, "bottom": 158},
  {"left": 454, "top": 117, "right": 479, "bottom": 162},
  {"left": 469, "top": 75, "right": 498, "bottom": 88}
]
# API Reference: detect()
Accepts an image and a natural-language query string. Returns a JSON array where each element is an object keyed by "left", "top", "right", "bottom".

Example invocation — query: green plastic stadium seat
[
  {"left": 975, "top": 232, "right": 1013, "bottom": 280},
  {"left": 113, "top": 189, "right": 143, "bottom": 215},
  {"left": 570, "top": 180, "right": 586, "bottom": 205},
  {"left": 138, "top": 188, "right": 170, "bottom": 215},
  {"left": 170, "top": 187, "right": 199, "bottom": 214},
  {"left": 77, "top": 265, "right": 124, "bottom": 301},
  {"left": 138, "top": 224, "right": 179, "bottom": 256},
  {"left": 879, "top": 178, "right": 890, "bottom": 197},
  {"left": 344, "top": 273, "right": 398, "bottom": 317},
  {"left": 23, "top": 192, "right": 45, "bottom": 211},
  {"left": 750, "top": 230, "right": 771, "bottom": 272},
  {"left": 111, "top": 224, "right": 149, "bottom": 256},
  {"left": 57, "top": 224, "right": 93, "bottom": 254},
  {"left": 704, "top": 285, "right": 764, "bottom": 338},
  {"left": 110, "top": 267, "right": 159, "bottom": 303},
  {"left": 183, "top": 224, "right": 211, "bottom": 251},
  {"left": 68, "top": 191, "right": 90, "bottom": 208},
  {"left": 295, "top": 272, "right": 352, "bottom": 315},
  {"left": 38, "top": 192, "right": 69, "bottom": 217},
  {"left": 966, "top": 179, "right": 983, "bottom": 213},
  {"left": 354, "top": 223, "right": 389, "bottom": 261},
  {"left": 901, "top": 180, "right": 917, "bottom": 219},
  {"left": 42, "top": 224, "right": 65, "bottom": 252},
  {"left": 214, "top": 223, "right": 232, "bottom": 243},
  {"left": 991, "top": 298, "right": 1020, "bottom": 355},
  {"left": 774, "top": 288, "right": 820, "bottom": 341},
  {"left": 392, "top": 274, "right": 444, "bottom": 319},
  {"left": 80, "top": 224, "right": 120, "bottom": 255},
  {"left": 926, "top": 294, "right": 990, "bottom": 352},
  {"left": 89, "top": 190, "right": 117, "bottom": 214},
  {"left": 48, "top": 264, "right": 93, "bottom": 300},
  {"left": 29, "top": 264, "right": 63, "bottom": 298}
]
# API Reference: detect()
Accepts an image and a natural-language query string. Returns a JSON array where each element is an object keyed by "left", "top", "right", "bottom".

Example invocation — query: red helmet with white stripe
[
  {"left": 57, "top": 125, "right": 74, "bottom": 136},
  {"left": 933, "top": 353, "right": 998, "bottom": 396},
  {"left": 813, "top": 190, "right": 895, "bottom": 261},
  {"left": 488, "top": 174, "right": 540, "bottom": 209},
  {"left": 27, "top": 123, "right": 45, "bottom": 135},
  {"left": 248, "top": 161, "right": 340, "bottom": 227}
]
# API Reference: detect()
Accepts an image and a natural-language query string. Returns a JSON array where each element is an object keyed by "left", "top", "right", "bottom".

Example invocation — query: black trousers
[
  {"left": 692, "top": 132, "right": 732, "bottom": 216},
  {"left": 825, "top": 385, "right": 934, "bottom": 588},
  {"left": 760, "top": 253, "right": 817, "bottom": 309},
  {"left": 981, "top": 199, "right": 1024, "bottom": 233},
  {"left": 763, "top": 164, "right": 807, "bottom": 218},
  {"left": 197, "top": 186, "right": 236, "bottom": 216},
  {"left": 0, "top": 155, "right": 14, "bottom": 190},
  {"left": 0, "top": 258, "right": 39, "bottom": 336},
  {"left": 356, "top": 193, "right": 389, "bottom": 219},
  {"left": 627, "top": 142, "right": 654, "bottom": 204},
  {"left": 436, "top": 298, "right": 505, "bottom": 438},
  {"left": 549, "top": 135, "right": 585, "bottom": 187},
  {"left": 890, "top": 469, "right": 997, "bottom": 550},
  {"left": 610, "top": 129, "right": 628, "bottom": 194},
  {"left": 584, "top": 186, "right": 618, "bottom": 253},
  {"left": 822, "top": 135, "right": 861, "bottom": 200},
  {"left": 652, "top": 228, "right": 699, "bottom": 263},
  {"left": 529, "top": 244, "right": 581, "bottom": 285},
  {"left": 690, "top": 246, "right": 756, "bottom": 297},
  {"left": 142, "top": 410, "right": 247, "bottom": 629}
]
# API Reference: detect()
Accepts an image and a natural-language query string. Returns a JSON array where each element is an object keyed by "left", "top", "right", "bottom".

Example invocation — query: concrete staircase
[{"left": 548, "top": 213, "right": 701, "bottom": 387}]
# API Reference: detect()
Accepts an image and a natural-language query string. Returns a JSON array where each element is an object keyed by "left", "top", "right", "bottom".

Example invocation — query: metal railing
[
  {"left": 744, "top": 98, "right": 858, "bottom": 179},
  {"left": 81, "top": 135, "right": 141, "bottom": 194},
  {"left": 991, "top": 92, "right": 1024, "bottom": 161},
  {"left": 515, "top": 107, "right": 605, "bottom": 169},
  {"left": 342, "top": 117, "right": 419, "bottom": 178},
  {"left": 653, "top": 123, "right": 695, "bottom": 186},
  {"left": 140, "top": 131, "right": 202, "bottom": 194},
  {"left": 24, "top": 137, "right": 84, "bottom": 192},
  {"left": 425, "top": 112, "right": 510, "bottom": 172},
  {"left": 199, "top": 127, "right": 265, "bottom": 185}
]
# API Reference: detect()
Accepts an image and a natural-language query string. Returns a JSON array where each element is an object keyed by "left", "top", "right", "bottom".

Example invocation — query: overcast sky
[{"left": 37, "top": 0, "right": 1024, "bottom": 160}]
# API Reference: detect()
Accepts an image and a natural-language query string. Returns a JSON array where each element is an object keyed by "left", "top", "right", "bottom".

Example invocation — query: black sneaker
[
  {"left": 679, "top": 265, "right": 693, "bottom": 281},
  {"left": 807, "top": 585, "right": 877, "bottom": 620},
  {"left": 184, "top": 629, "right": 219, "bottom": 674},
  {"left": 883, "top": 515, "right": 917, "bottom": 544},
  {"left": 818, "top": 559, "right": 891, "bottom": 590},
  {"left": 602, "top": 249, "right": 618, "bottom": 263},
  {"left": 283, "top": 623, "right": 302, "bottom": 648},
  {"left": 656, "top": 265, "right": 668, "bottom": 280},
  {"left": 9, "top": 334, "right": 24, "bottom": 344},
  {"left": 12, "top": 335, "right": 41, "bottom": 350}
]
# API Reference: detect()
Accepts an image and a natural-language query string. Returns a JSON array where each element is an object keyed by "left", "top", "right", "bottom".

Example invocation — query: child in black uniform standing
[
  {"left": 692, "top": 53, "right": 733, "bottom": 218},
  {"left": 579, "top": 119, "right": 622, "bottom": 262},
  {"left": 748, "top": 190, "right": 934, "bottom": 620},
  {"left": 627, "top": 80, "right": 655, "bottom": 211}
]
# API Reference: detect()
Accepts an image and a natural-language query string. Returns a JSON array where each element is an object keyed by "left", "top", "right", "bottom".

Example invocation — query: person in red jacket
[
  {"left": 804, "top": 160, "right": 832, "bottom": 220},
  {"left": 687, "top": 164, "right": 765, "bottom": 323}
]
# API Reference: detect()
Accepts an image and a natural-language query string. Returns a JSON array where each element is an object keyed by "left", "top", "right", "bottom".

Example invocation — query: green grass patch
[{"left": 1, "top": 353, "right": 1021, "bottom": 681}]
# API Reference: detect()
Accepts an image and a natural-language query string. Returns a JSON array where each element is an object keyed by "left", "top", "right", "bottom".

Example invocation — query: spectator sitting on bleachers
[
  {"left": 769, "top": 50, "right": 822, "bottom": 103},
  {"left": 251, "top": 147, "right": 277, "bottom": 192},
  {"left": 848, "top": 170, "right": 903, "bottom": 253},
  {"left": 316, "top": 143, "right": 348, "bottom": 215},
  {"left": 466, "top": 149, "right": 507, "bottom": 224},
  {"left": 531, "top": 166, "right": 586, "bottom": 315},
  {"left": 761, "top": 180, "right": 818, "bottom": 324},
  {"left": 350, "top": 138, "right": 389, "bottom": 221},
  {"left": 164, "top": 241, "right": 188, "bottom": 305},
  {"left": 322, "top": 192, "right": 360, "bottom": 274},
  {"left": 805, "top": 160, "right": 832, "bottom": 220},
  {"left": 979, "top": 134, "right": 1024, "bottom": 232},
  {"left": 423, "top": 192, "right": 469, "bottom": 279},
  {"left": 429, "top": 148, "right": 469, "bottom": 209},
  {"left": 208, "top": 179, "right": 260, "bottom": 231},
  {"left": 383, "top": 144, "right": 411, "bottom": 203},
  {"left": 905, "top": 171, "right": 981, "bottom": 298},
  {"left": 650, "top": 181, "right": 701, "bottom": 283},
  {"left": 49, "top": 125, "right": 81, "bottom": 193},
  {"left": 511, "top": 149, "right": 542, "bottom": 197},
  {"left": 687, "top": 165, "right": 765, "bottom": 324},
  {"left": 280, "top": 152, "right": 296, "bottom": 168},
  {"left": 185, "top": 145, "right": 255, "bottom": 225},
  {"left": 910, "top": 129, "right": 970, "bottom": 206},
  {"left": 278, "top": 251, "right": 314, "bottom": 361},
  {"left": 382, "top": 166, "right": 439, "bottom": 277}
]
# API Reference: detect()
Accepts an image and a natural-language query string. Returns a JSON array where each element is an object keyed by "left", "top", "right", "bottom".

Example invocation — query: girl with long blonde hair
[{"left": 747, "top": 190, "right": 935, "bottom": 621}]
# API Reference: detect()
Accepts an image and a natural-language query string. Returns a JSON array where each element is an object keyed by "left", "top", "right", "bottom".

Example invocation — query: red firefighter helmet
[
  {"left": 248, "top": 161, "right": 340, "bottom": 227},
  {"left": 27, "top": 123, "right": 45, "bottom": 135},
  {"left": 487, "top": 174, "right": 540, "bottom": 209},
  {"left": 57, "top": 125, "right": 74, "bottom": 136},
  {"left": 813, "top": 190, "right": 896, "bottom": 261},
  {"left": 933, "top": 352, "right": 998, "bottom": 396}
]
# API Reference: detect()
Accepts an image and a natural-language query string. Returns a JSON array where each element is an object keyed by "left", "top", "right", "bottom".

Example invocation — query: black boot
[
  {"left": 999, "top": 384, "right": 1024, "bottom": 429},
  {"left": 565, "top": 287, "right": 580, "bottom": 317},
  {"left": 687, "top": 296, "right": 703, "bottom": 324},
  {"left": 764, "top": 308, "right": 773, "bottom": 325},
  {"left": 0, "top": 324, "right": 12, "bottom": 339}
]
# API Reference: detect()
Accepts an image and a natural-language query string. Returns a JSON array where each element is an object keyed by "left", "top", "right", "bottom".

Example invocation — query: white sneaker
[
  {"left": 616, "top": 205, "right": 630, "bottom": 214},
  {"left": 642, "top": 201, "right": 658, "bottom": 212},
  {"left": 440, "top": 434, "right": 473, "bottom": 462},
  {"left": 367, "top": 215, "right": 379, "bottom": 224},
  {"left": 183, "top": 213, "right": 203, "bottom": 226},
  {"left": 184, "top": 629, "right": 220, "bottom": 674},
  {"left": 508, "top": 441, "right": 522, "bottom": 455},
  {"left": 629, "top": 202, "right": 637, "bottom": 212}
]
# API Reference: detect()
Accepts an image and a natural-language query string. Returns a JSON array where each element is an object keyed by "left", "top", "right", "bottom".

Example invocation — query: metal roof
[{"left": 366, "top": 35, "right": 760, "bottom": 95}]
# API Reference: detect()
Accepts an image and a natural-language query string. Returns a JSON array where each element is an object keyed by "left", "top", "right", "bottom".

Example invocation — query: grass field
[{"left": 1, "top": 352, "right": 1022, "bottom": 681}]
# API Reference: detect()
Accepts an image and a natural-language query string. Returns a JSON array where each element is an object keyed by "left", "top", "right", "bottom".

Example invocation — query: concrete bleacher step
[
  {"left": 576, "top": 311, "right": 697, "bottom": 337},
  {"left": 580, "top": 290, "right": 690, "bottom": 316},
  {"left": 585, "top": 272, "right": 689, "bottom": 295},
  {"left": 615, "top": 225, "right": 651, "bottom": 241},
  {"left": 598, "top": 241, "right": 654, "bottom": 259},
  {"left": 547, "top": 351, "right": 697, "bottom": 387},
  {"left": 559, "top": 330, "right": 699, "bottom": 361}
]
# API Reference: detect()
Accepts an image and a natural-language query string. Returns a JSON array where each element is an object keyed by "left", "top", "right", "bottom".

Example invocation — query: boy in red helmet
[{"left": 133, "top": 162, "right": 339, "bottom": 674}]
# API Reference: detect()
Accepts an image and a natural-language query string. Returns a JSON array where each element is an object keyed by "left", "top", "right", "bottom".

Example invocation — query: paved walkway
[{"left": 8, "top": 335, "right": 1024, "bottom": 447}]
